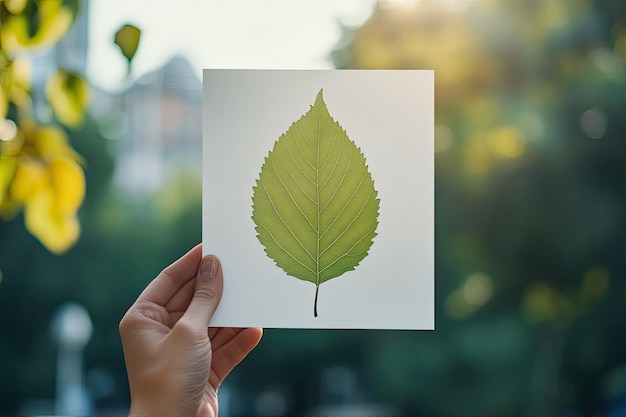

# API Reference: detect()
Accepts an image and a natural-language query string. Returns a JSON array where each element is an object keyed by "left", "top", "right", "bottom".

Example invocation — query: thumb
[{"left": 183, "top": 255, "right": 223, "bottom": 329}]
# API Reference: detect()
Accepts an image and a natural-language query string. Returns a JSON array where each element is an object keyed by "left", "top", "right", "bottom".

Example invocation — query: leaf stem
[{"left": 314, "top": 284, "right": 319, "bottom": 317}]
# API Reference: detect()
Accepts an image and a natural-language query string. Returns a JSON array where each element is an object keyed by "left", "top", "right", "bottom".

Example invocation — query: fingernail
[{"left": 199, "top": 256, "right": 218, "bottom": 277}]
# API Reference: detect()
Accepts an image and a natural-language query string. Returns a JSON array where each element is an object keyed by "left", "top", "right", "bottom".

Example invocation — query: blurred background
[{"left": 1, "top": 0, "right": 625, "bottom": 416}]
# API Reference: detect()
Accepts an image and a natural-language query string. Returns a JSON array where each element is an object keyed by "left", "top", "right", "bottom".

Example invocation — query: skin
[{"left": 119, "top": 244, "right": 263, "bottom": 417}]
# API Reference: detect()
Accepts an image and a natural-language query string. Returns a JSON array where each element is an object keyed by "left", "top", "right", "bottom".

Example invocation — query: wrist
[
  {"left": 128, "top": 392, "right": 178, "bottom": 417},
  {"left": 128, "top": 402, "right": 174, "bottom": 417}
]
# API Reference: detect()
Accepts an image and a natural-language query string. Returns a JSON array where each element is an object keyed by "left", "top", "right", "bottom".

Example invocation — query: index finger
[{"left": 138, "top": 244, "right": 202, "bottom": 306}]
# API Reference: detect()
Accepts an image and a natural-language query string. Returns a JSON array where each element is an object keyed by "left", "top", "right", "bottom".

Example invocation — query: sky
[{"left": 87, "top": 0, "right": 376, "bottom": 91}]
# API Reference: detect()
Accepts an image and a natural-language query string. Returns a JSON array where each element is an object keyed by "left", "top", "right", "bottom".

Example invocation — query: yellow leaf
[
  {"left": 0, "top": 1, "right": 73, "bottom": 55},
  {"left": 10, "top": 57, "right": 31, "bottom": 89},
  {"left": 23, "top": 185, "right": 80, "bottom": 254},
  {"left": 0, "top": 156, "right": 20, "bottom": 218},
  {"left": 33, "top": 125, "right": 83, "bottom": 163},
  {"left": 0, "top": 156, "right": 18, "bottom": 207},
  {"left": 0, "top": 85, "right": 8, "bottom": 119},
  {"left": 4, "top": 0, "right": 28, "bottom": 14},
  {"left": 9, "top": 158, "right": 46, "bottom": 204},
  {"left": 0, "top": 16, "right": 27, "bottom": 55},
  {"left": 28, "top": 0, "right": 74, "bottom": 48},
  {"left": 8, "top": 58, "right": 31, "bottom": 107},
  {"left": 47, "top": 156, "right": 85, "bottom": 215},
  {"left": 45, "top": 69, "right": 90, "bottom": 127}
]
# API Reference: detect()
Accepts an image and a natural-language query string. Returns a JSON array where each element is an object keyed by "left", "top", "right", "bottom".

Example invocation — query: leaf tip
[{"left": 315, "top": 88, "right": 325, "bottom": 106}]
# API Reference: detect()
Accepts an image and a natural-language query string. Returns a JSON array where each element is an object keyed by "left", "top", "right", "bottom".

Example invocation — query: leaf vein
[
  {"left": 319, "top": 131, "right": 339, "bottom": 172},
  {"left": 269, "top": 157, "right": 318, "bottom": 233},
  {"left": 319, "top": 222, "right": 378, "bottom": 275},
  {"left": 320, "top": 144, "right": 354, "bottom": 213},
  {"left": 275, "top": 147, "right": 316, "bottom": 204},
  {"left": 260, "top": 181, "right": 316, "bottom": 262},
  {"left": 319, "top": 134, "right": 344, "bottom": 192},
  {"left": 284, "top": 138, "right": 315, "bottom": 185},
  {"left": 258, "top": 223, "right": 315, "bottom": 275},
  {"left": 319, "top": 178, "right": 371, "bottom": 247}
]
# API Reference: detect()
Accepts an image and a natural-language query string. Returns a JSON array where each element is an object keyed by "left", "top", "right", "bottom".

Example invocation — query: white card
[{"left": 203, "top": 69, "right": 433, "bottom": 329}]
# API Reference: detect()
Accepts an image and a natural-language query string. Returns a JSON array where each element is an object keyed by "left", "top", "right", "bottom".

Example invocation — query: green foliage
[
  {"left": 252, "top": 89, "right": 379, "bottom": 316},
  {"left": 326, "top": 1, "right": 626, "bottom": 415}
]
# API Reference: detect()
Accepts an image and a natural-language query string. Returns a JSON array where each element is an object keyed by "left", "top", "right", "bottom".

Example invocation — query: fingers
[
  {"left": 162, "top": 244, "right": 203, "bottom": 279},
  {"left": 138, "top": 244, "right": 203, "bottom": 306},
  {"left": 181, "top": 255, "right": 223, "bottom": 330},
  {"left": 209, "top": 327, "right": 264, "bottom": 351},
  {"left": 210, "top": 328, "right": 251, "bottom": 350},
  {"left": 210, "top": 327, "right": 263, "bottom": 388}
]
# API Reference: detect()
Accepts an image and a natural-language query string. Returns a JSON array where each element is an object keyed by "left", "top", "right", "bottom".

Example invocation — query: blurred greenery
[
  {"left": 0, "top": 114, "right": 202, "bottom": 411},
  {"left": 328, "top": 1, "right": 626, "bottom": 416},
  {"left": 1, "top": 0, "right": 626, "bottom": 416}
]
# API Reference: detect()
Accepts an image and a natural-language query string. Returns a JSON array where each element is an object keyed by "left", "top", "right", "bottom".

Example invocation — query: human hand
[{"left": 119, "top": 244, "right": 263, "bottom": 417}]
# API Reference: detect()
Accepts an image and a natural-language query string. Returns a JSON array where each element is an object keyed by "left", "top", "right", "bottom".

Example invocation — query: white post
[{"left": 51, "top": 302, "right": 93, "bottom": 416}]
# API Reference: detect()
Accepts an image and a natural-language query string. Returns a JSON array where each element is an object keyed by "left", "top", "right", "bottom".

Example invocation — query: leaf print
[{"left": 252, "top": 89, "right": 379, "bottom": 317}]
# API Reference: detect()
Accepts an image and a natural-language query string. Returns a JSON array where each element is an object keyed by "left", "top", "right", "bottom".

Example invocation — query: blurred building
[{"left": 112, "top": 55, "right": 202, "bottom": 196}]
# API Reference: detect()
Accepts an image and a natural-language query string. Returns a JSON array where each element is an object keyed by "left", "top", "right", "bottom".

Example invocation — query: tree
[{"left": 0, "top": 0, "right": 140, "bottom": 258}]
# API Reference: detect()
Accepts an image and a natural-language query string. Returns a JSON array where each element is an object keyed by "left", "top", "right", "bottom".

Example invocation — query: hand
[{"left": 119, "top": 244, "right": 263, "bottom": 417}]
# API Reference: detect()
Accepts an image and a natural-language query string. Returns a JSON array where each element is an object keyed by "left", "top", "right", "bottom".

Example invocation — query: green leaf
[
  {"left": 252, "top": 89, "right": 380, "bottom": 317},
  {"left": 114, "top": 24, "right": 141, "bottom": 71}
]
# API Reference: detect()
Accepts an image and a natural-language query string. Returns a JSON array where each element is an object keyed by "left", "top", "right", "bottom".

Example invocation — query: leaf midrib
[{"left": 315, "top": 100, "right": 321, "bottom": 290}]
